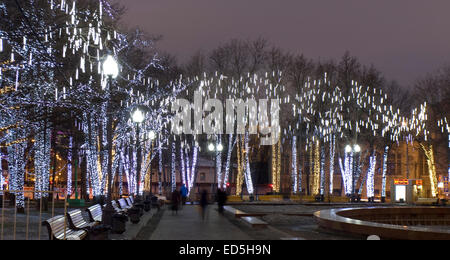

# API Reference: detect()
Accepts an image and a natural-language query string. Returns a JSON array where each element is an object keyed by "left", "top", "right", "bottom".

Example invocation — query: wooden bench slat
[
  {"left": 43, "top": 215, "right": 87, "bottom": 240},
  {"left": 86, "top": 204, "right": 103, "bottom": 223}
]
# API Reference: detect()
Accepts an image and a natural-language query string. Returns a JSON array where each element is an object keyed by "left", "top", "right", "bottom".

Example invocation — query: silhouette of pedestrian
[
  {"left": 200, "top": 190, "right": 208, "bottom": 221},
  {"left": 217, "top": 188, "right": 227, "bottom": 215},
  {"left": 171, "top": 189, "right": 181, "bottom": 215}
]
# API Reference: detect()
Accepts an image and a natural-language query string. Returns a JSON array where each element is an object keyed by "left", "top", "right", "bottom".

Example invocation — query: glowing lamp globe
[
  {"left": 148, "top": 130, "right": 156, "bottom": 140},
  {"left": 103, "top": 55, "right": 119, "bottom": 78},
  {"left": 354, "top": 144, "right": 361, "bottom": 153},
  {"left": 217, "top": 143, "right": 224, "bottom": 152},
  {"left": 132, "top": 109, "right": 145, "bottom": 123},
  {"left": 208, "top": 143, "right": 215, "bottom": 152},
  {"left": 345, "top": 145, "right": 352, "bottom": 153}
]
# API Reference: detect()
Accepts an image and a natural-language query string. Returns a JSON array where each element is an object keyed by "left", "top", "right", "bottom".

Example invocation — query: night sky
[{"left": 117, "top": 0, "right": 450, "bottom": 87}]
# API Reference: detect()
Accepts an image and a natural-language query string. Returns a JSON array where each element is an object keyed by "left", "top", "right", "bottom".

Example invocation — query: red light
[
  {"left": 269, "top": 184, "right": 273, "bottom": 188},
  {"left": 226, "top": 183, "right": 230, "bottom": 187}
]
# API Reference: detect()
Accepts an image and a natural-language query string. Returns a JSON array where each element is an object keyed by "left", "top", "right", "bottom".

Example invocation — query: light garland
[
  {"left": 180, "top": 143, "right": 186, "bottom": 185},
  {"left": 244, "top": 132, "right": 254, "bottom": 195},
  {"left": 421, "top": 144, "right": 438, "bottom": 197},
  {"left": 216, "top": 136, "right": 223, "bottom": 188},
  {"left": 329, "top": 134, "right": 335, "bottom": 196},
  {"left": 366, "top": 152, "right": 377, "bottom": 199},
  {"left": 320, "top": 144, "right": 326, "bottom": 195},
  {"left": 158, "top": 141, "right": 163, "bottom": 195},
  {"left": 313, "top": 141, "right": 321, "bottom": 195},
  {"left": 291, "top": 136, "right": 298, "bottom": 194},
  {"left": 189, "top": 145, "right": 199, "bottom": 194},
  {"left": 381, "top": 146, "right": 389, "bottom": 198},
  {"left": 171, "top": 139, "right": 176, "bottom": 192},
  {"left": 222, "top": 134, "right": 234, "bottom": 189},
  {"left": 0, "top": 149, "right": 4, "bottom": 195},
  {"left": 34, "top": 125, "right": 51, "bottom": 199},
  {"left": 67, "top": 136, "right": 73, "bottom": 196},
  {"left": 236, "top": 136, "right": 244, "bottom": 195}
]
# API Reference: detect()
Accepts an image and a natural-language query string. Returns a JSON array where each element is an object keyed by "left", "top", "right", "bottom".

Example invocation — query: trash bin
[
  {"left": 89, "top": 225, "right": 110, "bottom": 240},
  {"left": 128, "top": 207, "right": 141, "bottom": 224},
  {"left": 144, "top": 199, "right": 151, "bottom": 212},
  {"left": 112, "top": 214, "right": 128, "bottom": 234}
]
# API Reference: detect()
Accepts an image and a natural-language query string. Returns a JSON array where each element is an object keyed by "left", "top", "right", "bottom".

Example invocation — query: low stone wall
[{"left": 314, "top": 207, "right": 450, "bottom": 240}]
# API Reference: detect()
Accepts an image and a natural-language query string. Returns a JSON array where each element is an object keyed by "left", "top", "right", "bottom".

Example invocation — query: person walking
[
  {"left": 171, "top": 189, "right": 181, "bottom": 215},
  {"left": 200, "top": 190, "right": 208, "bottom": 221},
  {"left": 217, "top": 188, "right": 228, "bottom": 215},
  {"left": 180, "top": 184, "right": 188, "bottom": 206}
]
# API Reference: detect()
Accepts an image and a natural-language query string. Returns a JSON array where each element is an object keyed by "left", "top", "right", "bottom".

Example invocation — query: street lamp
[
  {"left": 148, "top": 130, "right": 156, "bottom": 141},
  {"left": 102, "top": 55, "right": 119, "bottom": 226},
  {"left": 132, "top": 108, "right": 145, "bottom": 201},
  {"left": 217, "top": 143, "right": 224, "bottom": 152},
  {"left": 103, "top": 55, "right": 119, "bottom": 79},
  {"left": 346, "top": 143, "right": 361, "bottom": 201},
  {"left": 208, "top": 142, "right": 222, "bottom": 194},
  {"left": 132, "top": 108, "right": 145, "bottom": 124},
  {"left": 354, "top": 144, "right": 361, "bottom": 153}
]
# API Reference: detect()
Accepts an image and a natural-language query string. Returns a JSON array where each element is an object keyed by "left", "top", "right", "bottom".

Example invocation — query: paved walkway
[{"left": 149, "top": 204, "right": 252, "bottom": 240}]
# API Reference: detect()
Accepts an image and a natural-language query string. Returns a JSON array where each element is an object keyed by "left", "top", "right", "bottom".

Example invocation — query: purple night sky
[{"left": 117, "top": 0, "right": 450, "bottom": 87}]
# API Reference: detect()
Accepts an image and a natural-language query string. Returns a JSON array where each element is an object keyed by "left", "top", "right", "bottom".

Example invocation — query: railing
[{"left": 0, "top": 190, "right": 67, "bottom": 240}]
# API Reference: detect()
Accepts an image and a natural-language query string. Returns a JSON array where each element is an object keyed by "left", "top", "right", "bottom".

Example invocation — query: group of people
[
  {"left": 170, "top": 184, "right": 228, "bottom": 220},
  {"left": 170, "top": 184, "right": 189, "bottom": 215}
]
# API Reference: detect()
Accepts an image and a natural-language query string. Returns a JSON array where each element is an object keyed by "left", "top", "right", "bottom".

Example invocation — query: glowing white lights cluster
[
  {"left": 180, "top": 145, "right": 186, "bottom": 185},
  {"left": 216, "top": 137, "right": 223, "bottom": 188},
  {"left": 339, "top": 152, "right": 353, "bottom": 195},
  {"left": 381, "top": 146, "right": 389, "bottom": 198},
  {"left": 320, "top": 145, "right": 325, "bottom": 195},
  {"left": 189, "top": 145, "right": 199, "bottom": 194},
  {"left": 67, "top": 136, "right": 73, "bottom": 196},
  {"left": 243, "top": 132, "right": 254, "bottom": 195},
  {"left": 291, "top": 136, "right": 298, "bottom": 194},
  {"left": 34, "top": 127, "right": 51, "bottom": 198},
  {"left": 171, "top": 140, "right": 176, "bottom": 192},
  {"left": 437, "top": 118, "right": 450, "bottom": 181},
  {"left": 222, "top": 134, "right": 234, "bottom": 189},
  {"left": 0, "top": 149, "right": 4, "bottom": 195},
  {"left": 329, "top": 135, "right": 335, "bottom": 195},
  {"left": 366, "top": 153, "right": 377, "bottom": 198}
]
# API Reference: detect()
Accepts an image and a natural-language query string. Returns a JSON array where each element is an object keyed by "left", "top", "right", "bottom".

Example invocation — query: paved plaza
[
  {"left": 144, "top": 205, "right": 252, "bottom": 240},
  {"left": 135, "top": 203, "right": 372, "bottom": 240}
]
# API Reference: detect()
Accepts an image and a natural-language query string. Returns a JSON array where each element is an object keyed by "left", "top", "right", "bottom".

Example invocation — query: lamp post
[
  {"left": 132, "top": 108, "right": 145, "bottom": 201},
  {"left": 147, "top": 131, "right": 156, "bottom": 195},
  {"left": 208, "top": 142, "right": 223, "bottom": 195},
  {"left": 346, "top": 144, "right": 361, "bottom": 202},
  {"left": 102, "top": 55, "right": 119, "bottom": 226}
]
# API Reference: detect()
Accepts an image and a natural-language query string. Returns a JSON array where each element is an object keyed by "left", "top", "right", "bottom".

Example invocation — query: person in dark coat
[
  {"left": 217, "top": 188, "right": 228, "bottom": 215},
  {"left": 200, "top": 190, "right": 208, "bottom": 221},
  {"left": 171, "top": 189, "right": 181, "bottom": 215}
]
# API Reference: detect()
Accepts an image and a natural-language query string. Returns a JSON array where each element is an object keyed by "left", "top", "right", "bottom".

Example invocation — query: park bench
[
  {"left": 86, "top": 204, "right": 103, "bottom": 223},
  {"left": 126, "top": 197, "right": 134, "bottom": 207},
  {"left": 112, "top": 200, "right": 127, "bottom": 213},
  {"left": 67, "top": 209, "right": 98, "bottom": 231},
  {"left": 43, "top": 215, "right": 88, "bottom": 240},
  {"left": 241, "top": 216, "right": 268, "bottom": 229},
  {"left": 118, "top": 198, "right": 132, "bottom": 210}
]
